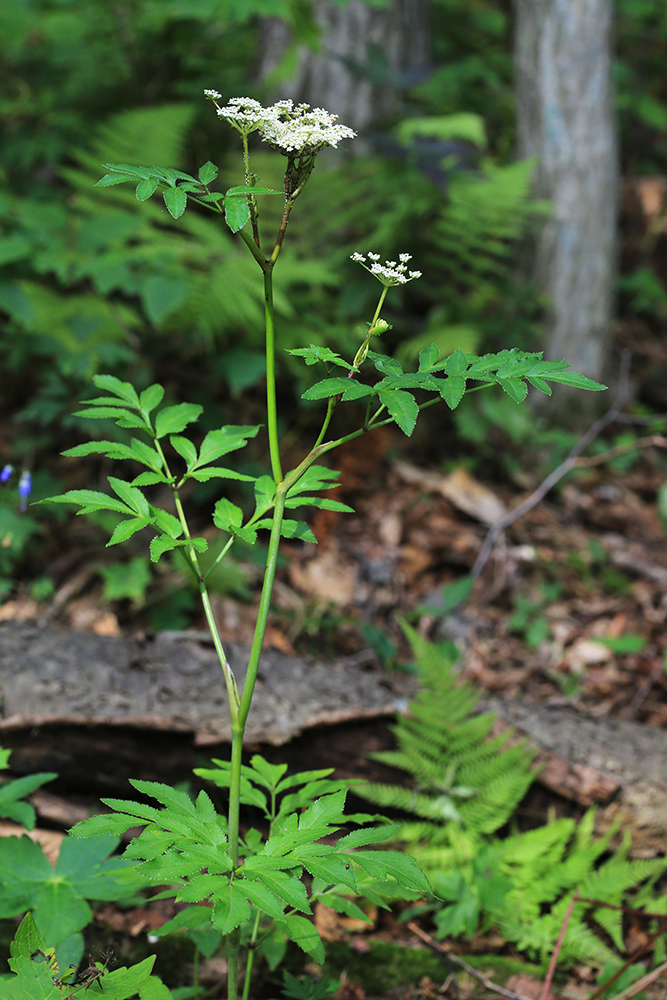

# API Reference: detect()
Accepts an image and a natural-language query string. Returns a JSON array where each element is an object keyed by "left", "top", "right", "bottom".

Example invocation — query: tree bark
[
  {"left": 257, "top": 0, "right": 431, "bottom": 134},
  {"left": 514, "top": 0, "right": 619, "bottom": 424}
]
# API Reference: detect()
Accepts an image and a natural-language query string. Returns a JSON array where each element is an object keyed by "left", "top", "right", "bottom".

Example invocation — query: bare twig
[
  {"left": 586, "top": 917, "right": 667, "bottom": 1000},
  {"left": 539, "top": 891, "right": 579, "bottom": 1000},
  {"left": 575, "top": 434, "right": 667, "bottom": 468},
  {"left": 602, "top": 959, "right": 667, "bottom": 1000},
  {"left": 406, "top": 921, "right": 534, "bottom": 1000},
  {"left": 622, "top": 655, "right": 666, "bottom": 720},
  {"left": 472, "top": 352, "right": 632, "bottom": 580}
]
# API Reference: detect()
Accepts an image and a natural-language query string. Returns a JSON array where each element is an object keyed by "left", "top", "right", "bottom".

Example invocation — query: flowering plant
[{"left": 40, "top": 93, "right": 605, "bottom": 999}]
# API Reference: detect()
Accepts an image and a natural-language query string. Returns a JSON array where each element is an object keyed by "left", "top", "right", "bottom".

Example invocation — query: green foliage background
[{"left": 1, "top": 0, "right": 665, "bottom": 596}]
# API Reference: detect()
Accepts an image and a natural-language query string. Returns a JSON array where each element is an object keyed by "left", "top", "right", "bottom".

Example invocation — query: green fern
[
  {"left": 361, "top": 629, "right": 667, "bottom": 969},
  {"left": 360, "top": 625, "right": 537, "bottom": 839}
]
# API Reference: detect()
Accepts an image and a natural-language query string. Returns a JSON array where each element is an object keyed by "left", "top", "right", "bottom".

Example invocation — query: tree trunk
[
  {"left": 514, "top": 0, "right": 619, "bottom": 424},
  {"left": 257, "top": 0, "right": 431, "bottom": 135}
]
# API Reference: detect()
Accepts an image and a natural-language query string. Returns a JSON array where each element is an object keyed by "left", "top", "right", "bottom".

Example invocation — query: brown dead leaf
[
  {"left": 505, "top": 974, "right": 544, "bottom": 1000},
  {"left": 633, "top": 176, "right": 667, "bottom": 221},
  {"left": 314, "top": 903, "right": 347, "bottom": 942},
  {"left": 289, "top": 545, "right": 357, "bottom": 605},
  {"left": 0, "top": 598, "right": 40, "bottom": 621},
  {"left": 395, "top": 461, "right": 507, "bottom": 524}
]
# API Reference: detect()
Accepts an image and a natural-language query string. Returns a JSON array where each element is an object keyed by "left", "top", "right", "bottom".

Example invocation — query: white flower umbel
[
  {"left": 260, "top": 100, "right": 356, "bottom": 154},
  {"left": 351, "top": 252, "right": 422, "bottom": 287},
  {"left": 211, "top": 95, "right": 268, "bottom": 134}
]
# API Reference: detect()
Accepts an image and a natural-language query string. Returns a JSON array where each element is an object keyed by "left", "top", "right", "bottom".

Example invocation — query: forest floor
[{"left": 3, "top": 383, "right": 667, "bottom": 1000}]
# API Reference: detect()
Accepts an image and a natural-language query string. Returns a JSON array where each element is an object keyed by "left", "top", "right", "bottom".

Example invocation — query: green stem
[
  {"left": 227, "top": 927, "right": 241, "bottom": 1000},
  {"left": 263, "top": 268, "right": 283, "bottom": 483},
  {"left": 313, "top": 396, "right": 337, "bottom": 449},
  {"left": 241, "top": 911, "right": 261, "bottom": 1000},
  {"left": 200, "top": 582, "right": 240, "bottom": 721},
  {"left": 226, "top": 492, "right": 287, "bottom": 1000},
  {"left": 241, "top": 133, "right": 260, "bottom": 248},
  {"left": 237, "top": 489, "right": 286, "bottom": 729}
]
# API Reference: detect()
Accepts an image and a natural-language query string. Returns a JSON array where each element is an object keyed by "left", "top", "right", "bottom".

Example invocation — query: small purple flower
[
  {"left": 18, "top": 471, "right": 31, "bottom": 512},
  {"left": 0, "top": 464, "right": 12, "bottom": 484}
]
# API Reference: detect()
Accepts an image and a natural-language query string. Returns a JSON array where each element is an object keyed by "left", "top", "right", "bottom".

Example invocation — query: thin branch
[
  {"left": 472, "top": 352, "right": 632, "bottom": 579},
  {"left": 406, "top": 922, "right": 534, "bottom": 1000},
  {"left": 539, "top": 891, "right": 579, "bottom": 1000},
  {"left": 601, "top": 960, "right": 667, "bottom": 1000}
]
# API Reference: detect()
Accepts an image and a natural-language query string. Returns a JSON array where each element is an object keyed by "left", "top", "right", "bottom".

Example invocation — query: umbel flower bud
[{"left": 370, "top": 318, "right": 390, "bottom": 335}]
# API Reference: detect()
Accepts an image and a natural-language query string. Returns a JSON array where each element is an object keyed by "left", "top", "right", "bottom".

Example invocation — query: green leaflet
[{"left": 378, "top": 389, "right": 418, "bottom": 436}]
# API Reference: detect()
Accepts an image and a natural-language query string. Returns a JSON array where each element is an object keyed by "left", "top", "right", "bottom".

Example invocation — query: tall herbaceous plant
[{"left": 42, "top": 93, "right": 606, "bottom": 1000}]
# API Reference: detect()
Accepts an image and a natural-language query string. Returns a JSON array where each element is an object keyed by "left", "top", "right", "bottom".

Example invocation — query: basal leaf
[
  {"left": 151, "top": 904, "right": 212, "bottom": 937},
  {"left": 248, "top": 755, "right": 289, "bottom": 789},
  {"left": 335, "top": 825, "right": 398, "bottom": 850},
  {"left": 92, "top": 955, "right": 156, "bottom": 1000},
  {"left": 239, "top": 879, "right": 285, "bottom": 920},
  {"left": 154, "top": 403, "right": 203, "bottom": 439},
  {"left": 275, "top": 913, "right": 325, "bottom": 963},
  {"left": 212, "top": 884, "right": 250, "bottom": 934},
  {"left": 350, "top": 850, "right": 431, "bottom": 893},
  {"left": 129, "top": 779, "right": 195, "bottom": 814},
  {"left": 299, "top": 790, "right": 347, "bottom": 831},
  {"left": 378, "top": 389, "right": 418, "bottom": 436},
  {"left": 315, "top": 892, "right": 369, "bottom": 923},
  {"left": 176, "top": 874, "right": 223, "bottom": 902},
  {"left": 249, "top": 870, "right": 310, "bottom": 913},
  {"left": 300, "top": 854, "right": 358, "bottom": 892},
  {"left": 69, "top": 812, "right": 140, "bottom": 838},
  {"left": 274, "top": 768, "right": 335, "bottom": 794}
]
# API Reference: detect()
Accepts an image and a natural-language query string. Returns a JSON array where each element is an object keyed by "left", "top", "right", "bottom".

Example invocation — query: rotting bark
[{"left": 2, "top": 620, "right": 666, "bottom": 848}]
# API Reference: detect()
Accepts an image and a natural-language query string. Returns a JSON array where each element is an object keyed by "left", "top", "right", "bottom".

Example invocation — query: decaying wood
[
  {"left": 1, "top": 621, "right": 666, "bottom": 847},
  {"left": 484, "top": 695, "right": 667, "bottom": 852},
  {"left": 0, "top": 621, "right": 405, "bottom": 746}
]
